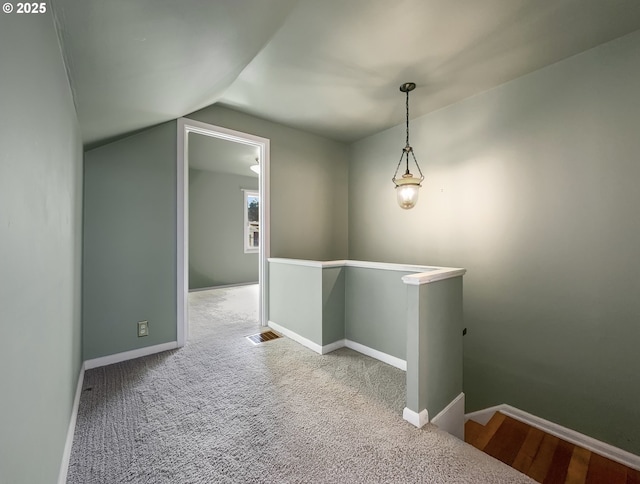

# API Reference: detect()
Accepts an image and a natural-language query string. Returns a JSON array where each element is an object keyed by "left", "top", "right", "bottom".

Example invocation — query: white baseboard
[
  {"left": 344, "top": 339, "right": 406, "bottom": 371},
  {"left": 321, "top": 339, "right": 346, "bottom": 355},
  {"left": 466, "top": 403, "right": 640, "bottom": 471},
  {"left": 464, "top": 404, "right": 505, "bottom": 426},
  {"left": 268, "top": 321, "right": 324, "bottom": 354},
  {"left": 431, "top": 393, "right": 465, "bottom": 440},
  {"left": 403, "top": 407, "right": 429, "bottom": 428},
  {"left": 266, "top": 323, "right": 342, "bottom": 355},
  {"left": 84, "top": 341, "right": 179, "bottom": 370},
  {"left": 58, "top": 362, "right": 85, "bottom": 484},
  {"left": 267, "top": 321, "right": 407, "bottom": 369},
  {"left": 189, "top": 281, "right": 258, "bottom": 292}
]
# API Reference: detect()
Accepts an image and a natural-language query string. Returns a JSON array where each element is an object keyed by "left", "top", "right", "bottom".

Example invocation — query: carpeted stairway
[{"left": 66, "top": 285, "right": 534, "bottom": 483}]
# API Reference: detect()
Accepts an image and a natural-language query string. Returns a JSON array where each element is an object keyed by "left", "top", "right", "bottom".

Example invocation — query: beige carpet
[{"left": 66, "top": 285, "right": 534, "bottom": 483}]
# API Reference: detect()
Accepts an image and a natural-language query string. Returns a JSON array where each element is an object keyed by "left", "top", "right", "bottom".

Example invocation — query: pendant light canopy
[{"left": 392, "top": 82, "right": 424, "bottom": 209}]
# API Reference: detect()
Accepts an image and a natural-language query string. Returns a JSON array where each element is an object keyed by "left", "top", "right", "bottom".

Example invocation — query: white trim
[
  {"left": 321, "top": 339, "right": 346, "bottom": 354},
  {"left": 177, "top": 120, "right": 188, "bottom": 346},
  {"left": 345, "top": 260, "right": 437, "bottom": 273},
  {"left": 268, "top": 258, "right": 330, "bottom": 268},
  {"left": 242, "top": 189, "right": 259, "bottom": 254},
  {"left": 84, "top": 342, "right": 179, "bottom": 370},
  {"left": 402, "top": 268, "right": 467, "bottom": 285},
  {"left": 464, "top": 404, "right": 505, "bottom": 426},
  {"left": 189, "top": 281, "right": 259, "bottom": 292},
  {"left": 267, "top": 258, "right": 466, "bottom": 280},
  {"left": 267, "top": 321, "right": 323, "bottom": 354},
  {"left": 267, "top": 322, "right": 408, "bottom": 369},
  {"left": 178, "top": 118, "right": 271, "bottom": 340},
  {"left": 319, "top": 260, "right": 349, "bottom": 269},
  {"left": 466, "top": 404, "right": 640, "bottom": 471},
  {"left": 259, "top": 135, "right": 270, "bottom": 328},
  {"left": 57, "top": 363, "right": 85, "bottom": 484},
  {"left": 431, "top": 393, "right": 465, "bottom": 440},
  {"left": 344, "top": 339, "right": 407, "bottom": 371},
  {"left": 403, "top": 407, "right": 429, "bottom": 428}
]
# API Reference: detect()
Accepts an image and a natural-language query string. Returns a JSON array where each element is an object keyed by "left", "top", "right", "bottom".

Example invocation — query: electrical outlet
[{"left": 138, "top": 320, "right": 149, "bottom": 337}]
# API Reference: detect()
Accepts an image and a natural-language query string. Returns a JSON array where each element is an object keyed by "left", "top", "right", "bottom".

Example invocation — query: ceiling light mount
[
  {"left": 399, "top": 82, "right": 416, "bottom": 93},
  {"left": 392, "top": 82, "right": 424, "bottom": 209}
]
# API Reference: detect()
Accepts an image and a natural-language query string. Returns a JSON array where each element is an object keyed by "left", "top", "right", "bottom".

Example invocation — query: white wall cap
[
  {"left": 268, "top": 258, "right": 466, "bottom": 281},
  {"left": 402, "top": 268, "right": 466, "bottom": 285}
]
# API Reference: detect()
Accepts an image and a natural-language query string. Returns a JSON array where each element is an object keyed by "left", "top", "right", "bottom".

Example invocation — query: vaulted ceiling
[{"left": 52, "top": 0, "right": 640, "bottom": 147}]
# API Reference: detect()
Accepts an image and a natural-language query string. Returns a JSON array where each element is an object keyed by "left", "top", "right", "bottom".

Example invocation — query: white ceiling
[
  {"left": 189, "top": 132, "right": 260, "bottom": 178},
  {"left": 52, "top": 0, "right": 640, "bottom": 146},
  {"left": 52, "top": 0, "right": 297, "bottom": 145}
]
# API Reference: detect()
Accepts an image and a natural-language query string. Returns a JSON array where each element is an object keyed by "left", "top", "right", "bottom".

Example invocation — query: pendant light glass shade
[
  {"left": 395, "top": 173, "right": 422, "bottom": 209},
  {"left": 392, "top": 82, "right": 424, "bottom": 209}
]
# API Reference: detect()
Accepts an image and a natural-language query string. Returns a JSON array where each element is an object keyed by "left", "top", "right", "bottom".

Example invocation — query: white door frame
[{"left": 176, "top": 117, "right": 270, "bottom": 346}]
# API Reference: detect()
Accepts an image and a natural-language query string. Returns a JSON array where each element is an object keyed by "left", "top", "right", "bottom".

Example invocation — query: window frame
[{"left": 243, "top": 189, "right": 259, "bottom": 254}]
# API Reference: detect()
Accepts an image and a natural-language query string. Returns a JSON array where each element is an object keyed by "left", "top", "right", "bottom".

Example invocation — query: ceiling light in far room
[
  {"left": 250, "top": 158, "right": 260, "bottom": 175},
  {"left": 392, "top": 82, "right": 424, "bottom": 210}
]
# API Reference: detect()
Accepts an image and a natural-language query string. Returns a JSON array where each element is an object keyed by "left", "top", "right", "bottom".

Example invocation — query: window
[{"left": 243, "top": 190, "right": 259, "bottom": 253}]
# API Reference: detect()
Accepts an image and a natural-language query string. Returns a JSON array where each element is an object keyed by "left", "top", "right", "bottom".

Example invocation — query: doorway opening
[{"left": 177, "top": 118, "right": 270, "bottom": 346}]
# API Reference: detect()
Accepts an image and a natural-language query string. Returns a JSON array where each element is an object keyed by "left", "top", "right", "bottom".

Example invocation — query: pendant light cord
[
  {"left": 405, "top": 89, "right": 410, "bottom": 148},
  {"left": 405, "top": 89, "right": 411, "bottom": 173},
  {"left": 392, "top": 82, "right": 424, "bottom": 184}
]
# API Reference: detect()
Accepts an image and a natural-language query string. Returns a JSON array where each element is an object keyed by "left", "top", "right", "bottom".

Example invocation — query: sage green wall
[
  {"left": 321, "top": 267, "right": 346, "bottom": 345},
  {"left": 405, "top": 278, "right": 463, "bottom": 417},
  {"left": 189, "top": 168, "right": 258, "bottom": 288},
  {"left": 187, "top": 106, "right": 349, "bottom": 260},
  {"left": 83, "top": 121, "right": 177, "bottom": 359},
  {"left": 269, "top": 263, "right": 322, "bottom": 343},
  {"left": 344, "top": 267, "right": 411, "bottom": 359},
  {"left": 349, "top": 31, "right": 640, "bottom": 453},
  {"left": 83, "top": 104, "right": 348, "bottom": 360},
  {"left": 0, "top": 12, "right": 83, "bottom": 484}
]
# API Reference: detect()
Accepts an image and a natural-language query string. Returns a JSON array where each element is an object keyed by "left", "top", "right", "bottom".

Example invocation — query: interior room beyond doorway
[{"left": 188, "top": 132, "right": 260, "bottom": 291}]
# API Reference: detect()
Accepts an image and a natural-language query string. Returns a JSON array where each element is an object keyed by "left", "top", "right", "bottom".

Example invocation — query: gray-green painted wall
[
  {"left": 349, "top": 31, "right": 640, "bottom": 453},
  {"left": 0, "top": 12, "right": 83, "bottom": 484},
  {"left": 322, "top": 267, "right": 346, "bottom": 345},
  {"left": 345, "top": 267, "right": 411, "bottom": 359},
  {"left": 187, "top": 106, "right": 349, "bottom": 260},
  {"left": 269, "top": 262, "right": 345, "bottom": 347},
  {"left": 189, "top": 168, "right": 258, "bottom": 288},
  {"left": 269, "top": 263, "right": 322, "bottom": 343},
  {"left": 82, "top": 104, "right": 348, "bottom": 360},
  {"left": 405, "top": 278, "right": 463, "bottom": 417},
  {"left": 83, "top": 121, "right": 177, "bottom": 360}
]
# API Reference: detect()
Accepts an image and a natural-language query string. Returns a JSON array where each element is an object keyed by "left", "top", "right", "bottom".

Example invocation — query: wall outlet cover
[{"left": 138, "top": 320, "right": 149, "bottom": 337}]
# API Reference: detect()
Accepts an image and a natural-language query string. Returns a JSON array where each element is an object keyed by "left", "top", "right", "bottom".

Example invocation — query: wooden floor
[{"left": 465, "top": 412, "right": 640, "bottom": 484}]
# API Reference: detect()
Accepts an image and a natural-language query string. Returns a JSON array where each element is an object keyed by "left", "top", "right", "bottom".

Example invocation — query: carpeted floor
[{"left": 67, "top": 285, "right": 533, "bottom": 483}]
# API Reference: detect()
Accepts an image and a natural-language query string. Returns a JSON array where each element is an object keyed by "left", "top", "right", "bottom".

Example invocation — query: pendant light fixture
[
  {"left": 392, "top": 82, "right": 424, "bottom": 209},
  {"left": 250, "top": 157, "right": 260, "bottom": 175}
]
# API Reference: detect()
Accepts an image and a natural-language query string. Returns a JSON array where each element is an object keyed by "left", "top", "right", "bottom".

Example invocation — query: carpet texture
[{"left": 67, "top": 285, "right": 533, "bottom": 483}]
